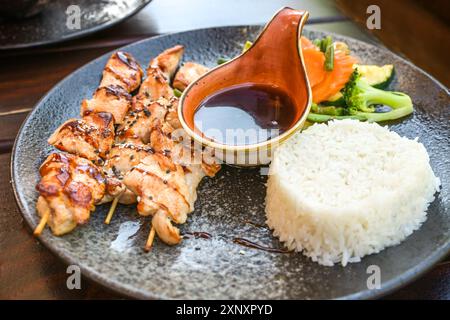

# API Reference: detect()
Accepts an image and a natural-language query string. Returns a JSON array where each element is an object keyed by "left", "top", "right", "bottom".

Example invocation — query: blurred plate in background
[{"left": 0, "top": 0, "right": 152, "bottom": 50}]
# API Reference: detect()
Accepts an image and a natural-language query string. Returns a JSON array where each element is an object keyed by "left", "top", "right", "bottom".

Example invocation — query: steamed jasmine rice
[{"left": 265, "top": 119, "right": 440, "bottom": 266}]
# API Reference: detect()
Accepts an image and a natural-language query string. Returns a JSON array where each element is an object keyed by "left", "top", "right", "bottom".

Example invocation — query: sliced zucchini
[{"left": 357, "top": 64, "right": 395, "bottom": 89}]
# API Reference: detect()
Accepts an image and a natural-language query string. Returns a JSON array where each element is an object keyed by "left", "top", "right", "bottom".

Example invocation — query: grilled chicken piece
[
  {"left": 116, "top": 45, "right": 184, "bottom": 143},
  {"left": 101, "top": 46, "right": 185, "bottom": 209},
  {"left": 124, "top": 153, "right": 190, "bottom": 220},
  {"left": 99, "top": 175, "right": 127, "bottom": 205},
  {"left": 123, "top": 149, "right": 217, "bottom": 246},
  {"left": 149, "top": 45, "right": 184, "bottom": 81},
  {"left": 81, "top": 52, "right": 143, "bottom": 124},
  {"left": 173, "top": 62, "right": 209, "bottom": 91},
  {"left": 152, "top": 211, "right": 182, "bottom": 245},
  {"left": 123, "top": 153, "right": 191, "bottom": 245},
  {"left": 116, "top": 98, "right": 173, "bottom": 144},
  {"left": 123, "top": 115, "right": 220, "bottom": 246},
  {"left": 164, "top": 97, "right": 182, "bottom": 129},
  {"left": 138, "top": 45, "right": 184, "bottom": 101},
  {"left": 35, "top": 153, "right": 106, "bottom": 235},
  {"left": 100, "top": 51, "right": 143, "bottom": 92},
  {"left": 81, "top": 85, "right": 132, "bottom": 125},
  {"left": 48, "top": 112, "right": 114, "bottom": 164},
  {"left": 150, "top": 121, "right": 221, "bottom": 177},
  {"left": 102, "top": 143, "right": 155, "bottom": 204}
]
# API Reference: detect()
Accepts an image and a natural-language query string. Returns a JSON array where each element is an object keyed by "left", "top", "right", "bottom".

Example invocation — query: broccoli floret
[{"left": 342, "top": 69, "right": 413, "bottom": 121}]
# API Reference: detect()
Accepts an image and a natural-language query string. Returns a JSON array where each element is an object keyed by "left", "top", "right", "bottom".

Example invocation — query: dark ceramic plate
[
  {"left": 0, "top": 0, "right": 152, "bottom": 50},
  {"left": 11, "top": 26, "right": 450, "bottom": 299}
]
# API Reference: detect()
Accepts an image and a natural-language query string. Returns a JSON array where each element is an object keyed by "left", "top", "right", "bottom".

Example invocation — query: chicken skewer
[
  {"left": 113, "top": 47, "right": 220, "bottom": 247},
  {"left": 102, "top": 46, "right": 186, "bottom": 223},
  {"left": 101, "top": 46, "right": 187, "bottom": 246},
  {"left": 36, "top": 51, "right": 143, "bottom": 235},
  {"left": 36, "top": 46, "right": 220, "bottom": 251},
  {"left": 100, "top": 46, "right": 220, "bottom": 247}
]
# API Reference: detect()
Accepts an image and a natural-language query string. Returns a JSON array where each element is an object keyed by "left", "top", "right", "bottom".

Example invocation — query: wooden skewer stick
[
  {"left": 104, "top": 197, "right": 119, "bottom": 225},
  {"left": 144, "top": 226, "right": 156, "bottom": 252},
  {"left": 34, "top": 209, "right": 50, "bottom": 236}
]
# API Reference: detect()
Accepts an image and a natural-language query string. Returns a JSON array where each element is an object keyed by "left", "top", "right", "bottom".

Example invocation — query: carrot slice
[
  {"left": 311, "top": 51, "right": 357, "bottom": 103},
  {"left": 300, "top": 37, "right": 326, "bottom": 87},
  {"left": 300, "top": 36, "right": 317, "bottom": 50},
  {"left": 300, "top": 37, "right": 358, "bottom": 103}
]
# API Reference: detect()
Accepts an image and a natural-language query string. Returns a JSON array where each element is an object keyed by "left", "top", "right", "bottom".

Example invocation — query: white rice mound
[{"left": 266, "top": 119, "right": 440, "bottom": 266}]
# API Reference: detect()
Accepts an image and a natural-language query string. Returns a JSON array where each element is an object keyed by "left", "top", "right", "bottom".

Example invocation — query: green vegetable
[
  {"left": 311, "top": 103, "right": 344, "bottom": 116},
  {"left": 320, "top": 35, "right": 332, "bottom": 53},
  {"left": 217, "top": 57, "right": 229, "bottom": 65},
  {"left": 243, "top": 40, "right": 253, "bottom": 52},
  {"left": 321, "top": 92, "right": 346, "bottom": 107},
  {"left": 313, "top": 36, "right": 334, "bottom": 71},
  {"left": 313, "top": 36, "right": 331, "bottom": 53},
  {"left": 216, "top": 40, "right": 254, "bottom": 65},
  {"left": 353, "top": 107, "right": 415, "bottom": 122},
  {"left": 307, "top": 113, "right": 366, "bottom": 123},
  {"left": 342, "top": 69, "right": 413, "bottom": 120},
  {"left": 173, "top": 88, "right": 183, "bottom": 98},
  {"left": 312, "top": 39, "right": 322, "bottom": 48},
  {"left": 324, "top": 44, "right": 334, "bottom": 71}
]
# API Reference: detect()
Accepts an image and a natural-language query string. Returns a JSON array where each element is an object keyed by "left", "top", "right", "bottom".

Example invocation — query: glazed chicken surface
[
  {"left": 48, "top": 112, "right": 114, "bottom": 163},
  {"left": 81, "top": 51, "right": 143, "bottom": 124},
  {"left": 36, "top": 153, "right": 106, "bottom": 235},
  {"left": 99, "top": 51, "right": 143, "bottom": 92},
  {"left": 35, "top": 45, "right": 221, "bottom": 249},
  {"left": 138, "top": 45, "right": 184, "bottom": 102},
  {"left": 102, "top": 143, "right": 155, "bottom": 204}
]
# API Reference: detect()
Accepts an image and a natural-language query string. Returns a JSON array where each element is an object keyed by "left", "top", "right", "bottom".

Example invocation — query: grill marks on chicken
[
  {"left": 103, "top": 143, "right": 155, "bottom": 204},
  {"left": 138, "top": 45, "right": 184, "bottom": 102},
  {"left": 125, "top": 153, "right": 191, "bottom": 220},
  {"left": 35, "top": 45, "right": 222, "bottom": 249},
  {"left": 48, "top": 112, "right": 114, "bottom": 164},
  {"left": 81, "top": 52, "right": 143, "bottom": 124},
  {"left": 101, "top": 51, "right": 143, "bottom": 93},
  {"left": 116, "top": 98, "right": 172, "bottom": 144},
  {"left": 126, "top": 117, "right": 220, "bottom": 245},
  {"left": 37, "top": 51, "right": 143, "bottom": 236},
  {"left": 81, "top": 85, "right": 132, "bottom": 125},
  {"left": 36, "top": 153, "right": 106, "bottom": 235},
  {"left": 106, "top": 46, "right": 187, "bottom": 212},
  {"left": 123, "top": 152, "right": 191, "bottom": 246}
]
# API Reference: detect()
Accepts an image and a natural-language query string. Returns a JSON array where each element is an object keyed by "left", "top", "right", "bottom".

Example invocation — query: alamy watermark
[
  {"left": 66, "top": 265, "right": 81, "bottom": 290},
  {"left": 366, "top": 264, "right": 381, "bottom": 290},
  {"left": 366, "top": 5, "right": 381, "bottom": 30},
  {"left": 66, "top": 5, "right": 81, "bottom": 30}
]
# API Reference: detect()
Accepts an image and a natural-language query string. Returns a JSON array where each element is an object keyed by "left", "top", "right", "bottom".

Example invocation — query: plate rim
[
  {"left": 11, "top": 25, "right": 450, "bottom": 300},
  {"left": 0, "top": 0, "right": 153, "bottom": 50}
]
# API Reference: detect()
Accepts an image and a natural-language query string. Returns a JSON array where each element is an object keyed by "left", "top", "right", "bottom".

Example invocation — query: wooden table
[{"left": 0, "top": 0, "right": 448, "bottom": 300}]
